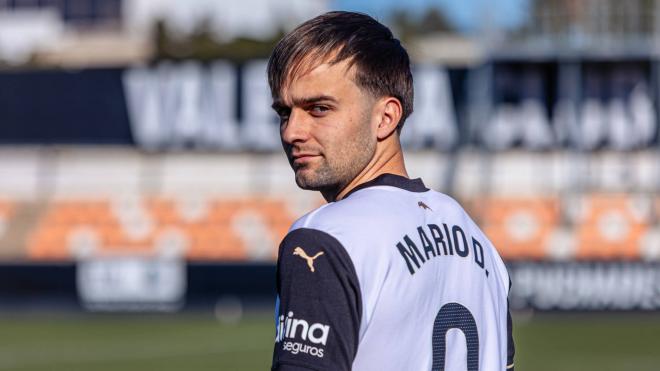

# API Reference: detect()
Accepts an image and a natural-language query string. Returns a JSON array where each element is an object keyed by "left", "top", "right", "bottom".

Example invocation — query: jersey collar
[{"left": 342, "top": 173, "right": 429, "bottom": 199}]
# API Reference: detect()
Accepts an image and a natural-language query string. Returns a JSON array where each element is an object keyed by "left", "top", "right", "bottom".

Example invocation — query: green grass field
[{"left": 1, "top": 312, "right": 659, "bottom": 371}]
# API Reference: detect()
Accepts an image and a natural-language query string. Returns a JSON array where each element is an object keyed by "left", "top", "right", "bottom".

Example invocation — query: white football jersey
[{"left": 272, "top": 174, "right": 514, "bottom": 371}]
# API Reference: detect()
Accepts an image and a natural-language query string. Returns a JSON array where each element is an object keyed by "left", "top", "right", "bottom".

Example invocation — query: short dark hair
[{"left": 267, "top": 11, "right": 414, "bottom": 131}]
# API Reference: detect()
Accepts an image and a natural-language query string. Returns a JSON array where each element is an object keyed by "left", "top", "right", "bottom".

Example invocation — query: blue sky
[{"left": 333, "top": 0, "right": 530, "bottom": 32}]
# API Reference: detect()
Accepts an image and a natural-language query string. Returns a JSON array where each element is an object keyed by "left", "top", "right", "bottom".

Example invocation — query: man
[{"left": 268, "top": 11, "right": 514, "bottom": 371}]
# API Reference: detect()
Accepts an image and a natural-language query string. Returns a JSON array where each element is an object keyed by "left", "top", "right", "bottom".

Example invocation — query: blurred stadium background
[{"left": 1, "top": 0, "right": 660, "bottom": 370}]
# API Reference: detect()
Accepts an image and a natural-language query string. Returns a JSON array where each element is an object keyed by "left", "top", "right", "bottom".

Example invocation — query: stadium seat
[
  {"left": 0, "top": 198, "right": 15, "bottom": 239},
  {"left": 574, "top": 194, "right": 649, "bottom": 260},
  {"left": 0, "top": 198, "right": 15, "bottom": 216},
  {"left": 26, "top": 196, "right": 296, "bottom": 262},
  {"left": 27, "top": 224, "right": 69, "bottom": 260},
  {"left": 144, "top": 198, "right": 180, "bottom": 224},
  {"left": 473, "top": 197, "right": 560, "bottom": 260}
]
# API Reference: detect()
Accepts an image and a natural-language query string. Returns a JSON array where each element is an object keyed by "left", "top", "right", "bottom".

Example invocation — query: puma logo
[
  {"left": 293, "top": 247, "right": 324, "bottom": 273},
  {"left": 418, "top": 201, "right": 432, "bottom": 211}
]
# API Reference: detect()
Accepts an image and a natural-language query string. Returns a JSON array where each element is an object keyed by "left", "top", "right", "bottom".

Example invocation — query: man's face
[{"left": 273, "top": 59, "right": 377, "bottom": 197}]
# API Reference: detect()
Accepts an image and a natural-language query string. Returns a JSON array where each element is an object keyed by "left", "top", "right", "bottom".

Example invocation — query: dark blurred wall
[{"left": 0, "top": 68, "right": 133, "bottom": 144}]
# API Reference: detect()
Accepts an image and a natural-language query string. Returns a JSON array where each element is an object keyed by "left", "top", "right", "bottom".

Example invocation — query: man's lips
[{"left": 291, "top": 153, "right": 321, "bottom": 166}]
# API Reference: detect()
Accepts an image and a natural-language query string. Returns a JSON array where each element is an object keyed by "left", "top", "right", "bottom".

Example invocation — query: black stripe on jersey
[
  {"left": 343, "top": 173, "right": 429, "bottom": 199},
  {"left": 507, "top": 304, "right": 515, "bottom": 369},
  {"left": 507, "top": 282, "right": 516, "bottom": 370},
  {"left": 272, "top": 228, "right": 362, "bottom": 371}
]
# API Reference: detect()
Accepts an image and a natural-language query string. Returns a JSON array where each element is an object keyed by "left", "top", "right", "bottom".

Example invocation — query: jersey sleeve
[{"left": 271, "top": 228, "right": 362, "bottom": 371}]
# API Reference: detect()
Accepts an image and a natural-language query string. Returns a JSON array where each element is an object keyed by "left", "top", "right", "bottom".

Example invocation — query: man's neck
[{"left": 323, "top": 142, "right": 408, "bottom": 202}]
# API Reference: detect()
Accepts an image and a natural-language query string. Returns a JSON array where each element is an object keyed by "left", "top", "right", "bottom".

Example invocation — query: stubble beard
[{"left": 294, "top": 126, "right": 375, "bottom": 199}]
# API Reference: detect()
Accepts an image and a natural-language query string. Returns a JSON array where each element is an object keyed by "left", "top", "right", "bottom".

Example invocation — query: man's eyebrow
[
  {"left": 272, "top": 95, "right": 338, "bottom": 110},
  {"left": 292, "top": 95, "right": 338, "bottom": 106},
  {"left": 271, "top": 100, "right": 287, "bottom": 111}
]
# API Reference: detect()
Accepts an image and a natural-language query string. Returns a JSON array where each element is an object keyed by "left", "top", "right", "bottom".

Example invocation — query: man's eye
[
  {"left": 310, "top": 105, "right": 329, "bottom": 115},
  {"left": 276, "top": 109, "right": 290, "bottom": 121}
]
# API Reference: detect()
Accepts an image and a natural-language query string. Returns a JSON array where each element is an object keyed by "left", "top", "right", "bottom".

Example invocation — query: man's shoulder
[
  {"left": 292, "top": 186, "right": 468, "bottom": 230},
  {"left": 291, "top": 188, "right": 400, "bottom": 232}
]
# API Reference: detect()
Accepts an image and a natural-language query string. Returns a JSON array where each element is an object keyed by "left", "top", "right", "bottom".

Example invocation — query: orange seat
[
  {"left": 475, "top": 197, "right": 559, "bottom": 260},
  {"left": 574, "top": 194, "right": 648, "bottom": 260},
  {"left": 27, "top": 224, "right": 69, "bottom": 260},
  {"left": 0, "top": 199, "right": 15, "bottom": 218},
  {"left": 146, "top": 198, "right": 180, "bottom": 224},
  {"left": 26, "top": 196, "right": 299, "bottom": 262}
]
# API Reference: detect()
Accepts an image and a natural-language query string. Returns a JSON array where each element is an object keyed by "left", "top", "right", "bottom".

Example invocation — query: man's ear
[{"left": 375, "top": 97, "right": 403, "bottom": 140}]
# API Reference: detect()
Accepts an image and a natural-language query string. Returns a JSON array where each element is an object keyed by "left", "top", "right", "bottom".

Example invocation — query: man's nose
[{"left": 281, "top": 109, "right": 309, "bottom": 144}]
